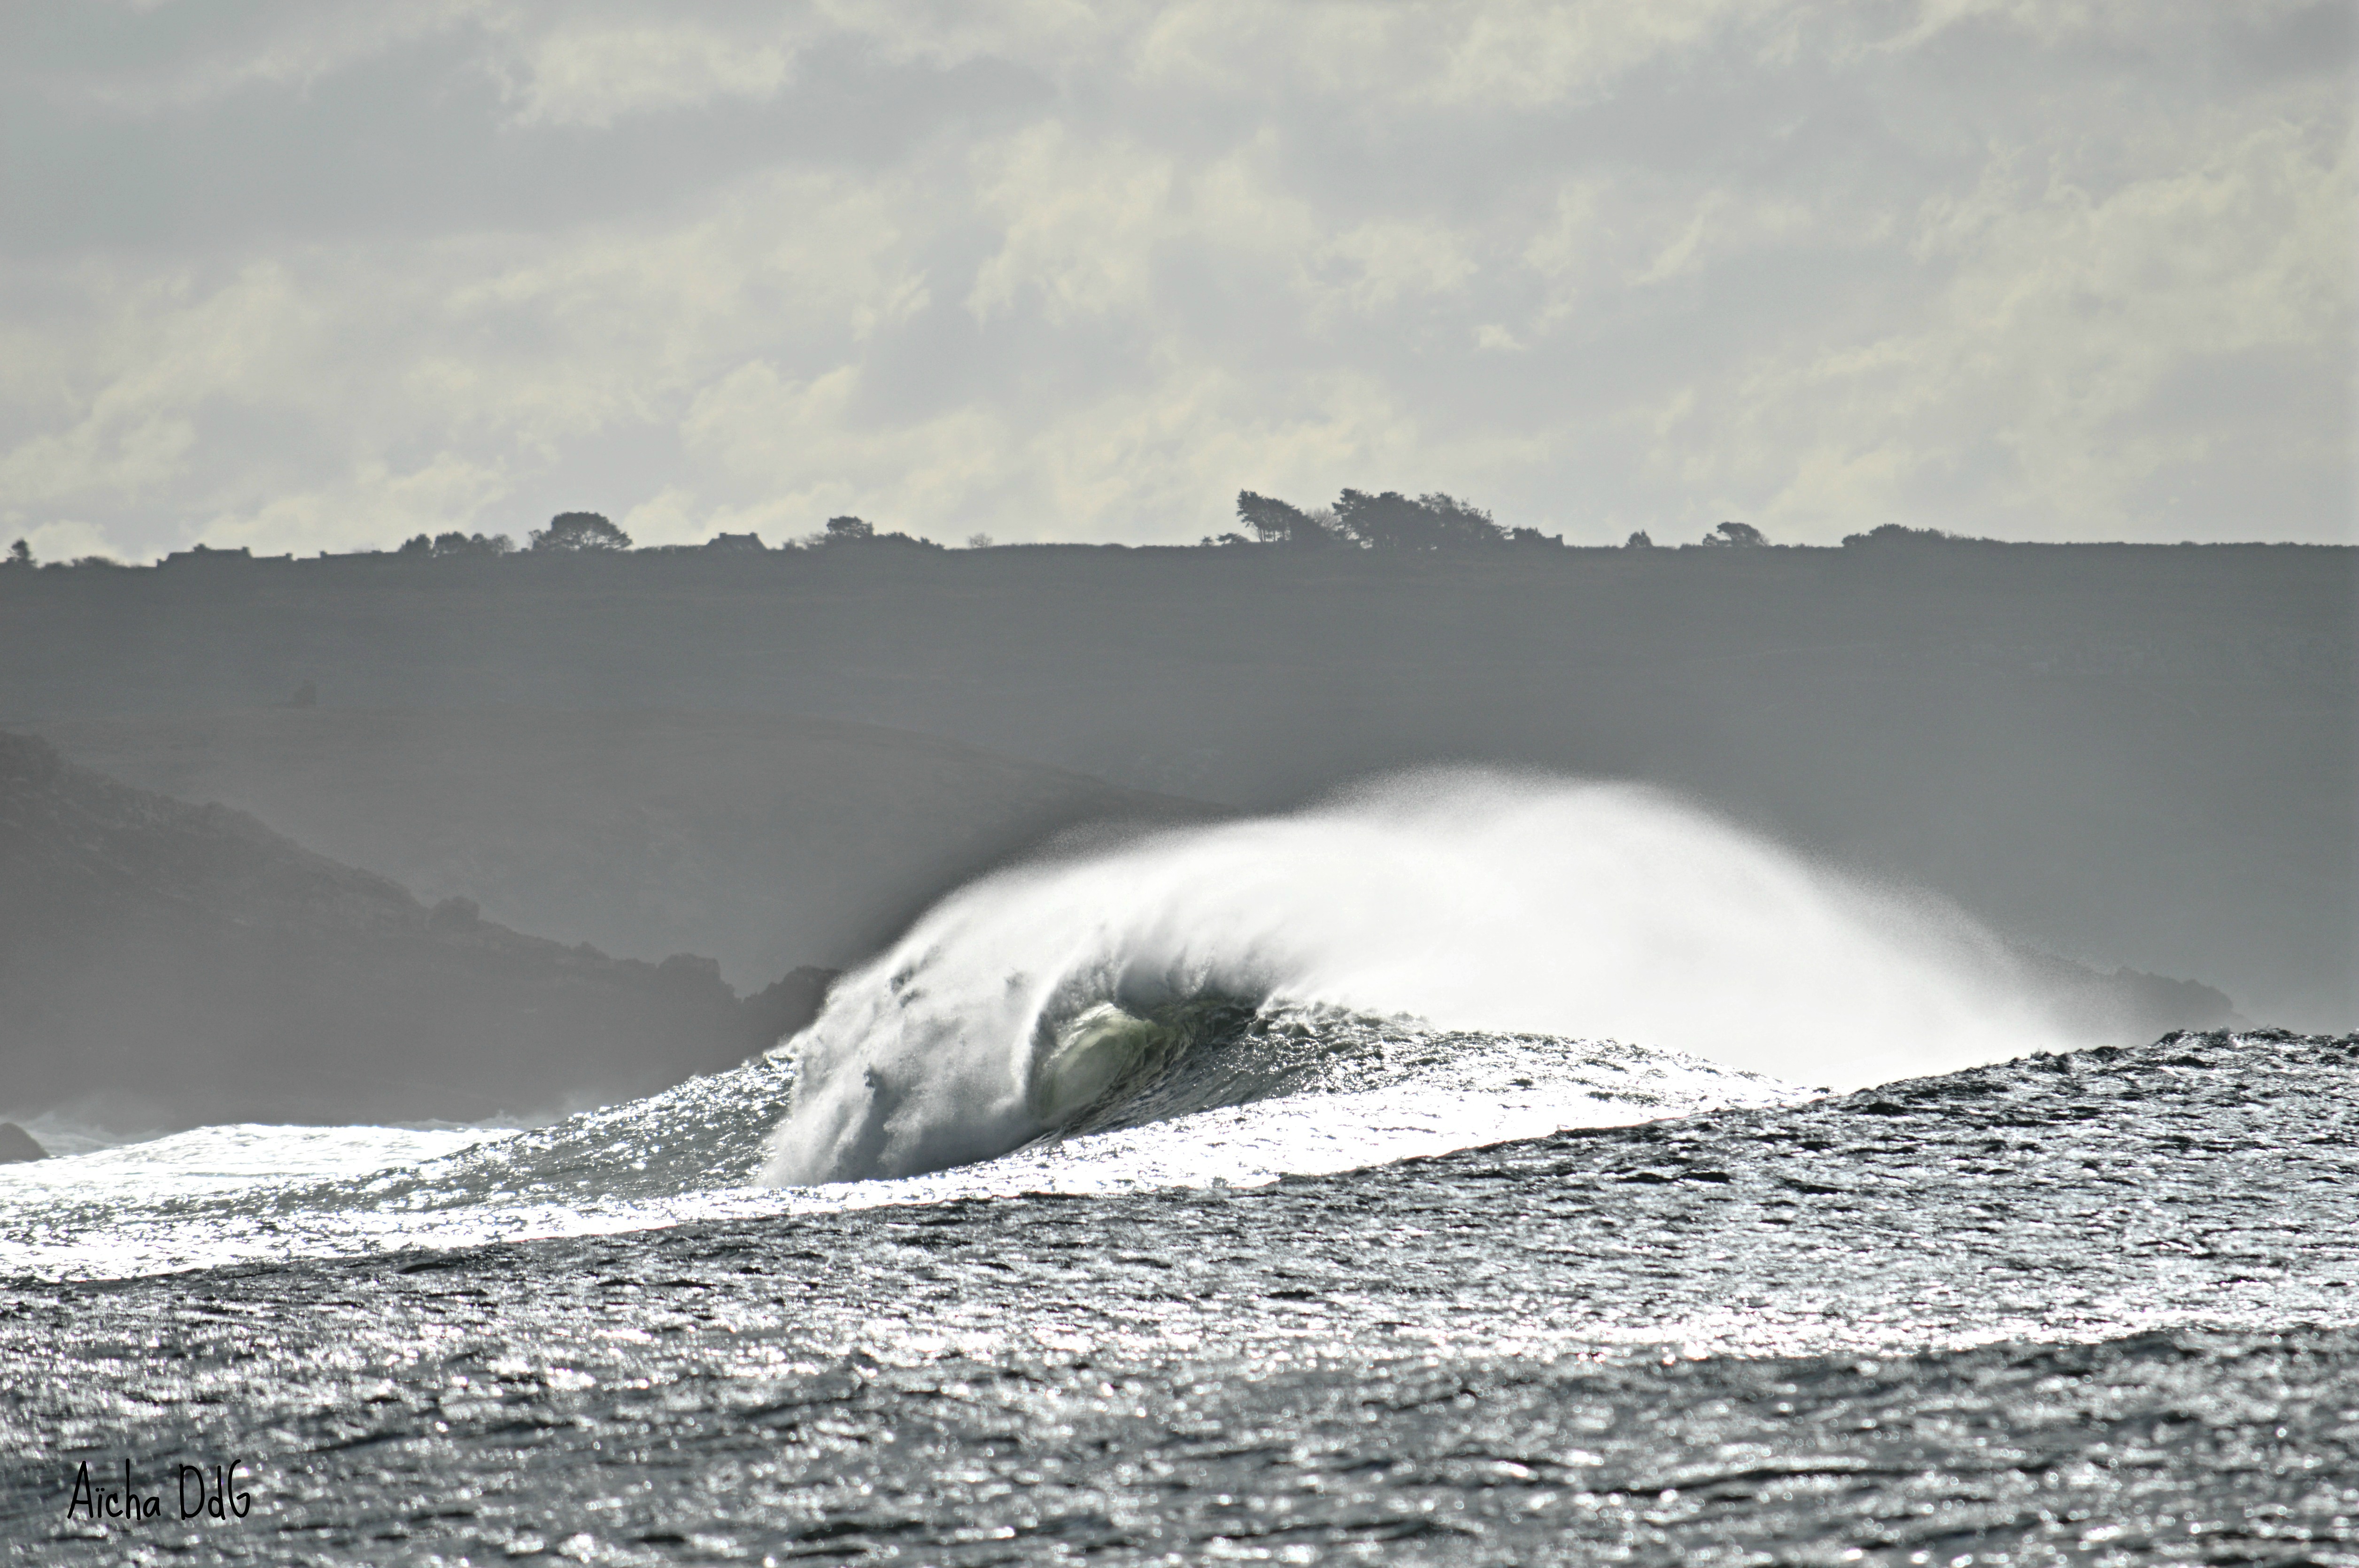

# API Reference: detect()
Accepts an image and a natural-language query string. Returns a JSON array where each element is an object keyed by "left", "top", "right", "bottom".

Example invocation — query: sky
[{"left": 1, "top": 0, "right": 2351, "bottom": 560}]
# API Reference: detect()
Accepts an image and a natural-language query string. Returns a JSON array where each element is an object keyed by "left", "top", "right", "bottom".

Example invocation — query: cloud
[
  {"left": 1716, "top": 113, "right": 2355, "bottom": 533},
  {"left": 681, "top": 357, "right": 1011, "bottom": 534},
  {"left": 201, "top": 453, "right": 516, "bottom": 558},
  {"left": 39, "top": 3, "right": 480, "bottom": 114},
  {"left": 965, "top": 124, "right": 1178, "bottom": 323},
  {"left": 0, "top": 263, "right": 319, "bottom": 510},
  {"left": 492, "top": 17, "right": 804, "bottom": 127},
  {"left": 5, "top": 518, "right": 128, "bottom": 566},
  {"left": 1879, "top": 0, "right": 2330, "bottom": 54},
  {"left": 1132, "top": 0, "right": 1789, "bottom": 110},
  {"left": 0, "top": 0, "right": 2347, "bottom": 555}
]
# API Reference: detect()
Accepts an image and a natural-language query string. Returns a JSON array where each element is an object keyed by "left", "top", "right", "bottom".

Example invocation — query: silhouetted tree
[
  {"left": 1332, "top": 489, "right": 1511, "bottom": 550},
  {"left": 1422, "top": 493, "right": 1513, "bottom": 548},
  {"left": 2, "top": 540, "right": 29, "bottom": 569},
  {"left": 1625, "top": 531, "right": 1655, "bottom": 548},
  {"left": 1701, "top": 521, "right": 1768, "bottom": 547},
  {"left": 402, "top": 531, "right": 514, "bottom": 558},
  {"left": 1235, "top": 491, "right": 1338, "bottom": 548},
  {"left": 1225, "top": 488, "right": 1560, "bottom": 551},
  {"left": 530, "top": 512, "right": 632, "bottom": 552},
  {"left": 1333, "top": 489, "right": 1425, "bottom": 549},
  {"left": 433, "top": 531, "right": 516, "bottom": 557},
  {"left": 1842, "top": 523, "right": 1971, "bottom": 547},
  {"left": 805, "top": 515, "right": 943, "bottom": 550}
]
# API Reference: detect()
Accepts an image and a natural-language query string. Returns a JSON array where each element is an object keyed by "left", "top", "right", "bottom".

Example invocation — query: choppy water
[
  {"left": 2, "top": 1026, "right": 2355, "bottom": 1564},
  {"left": 0, "top": 1007, "right": 1802, "bottom": 1284},
  {"left": 1, "top": 780, "right": 2351, "bottom": 1562}
]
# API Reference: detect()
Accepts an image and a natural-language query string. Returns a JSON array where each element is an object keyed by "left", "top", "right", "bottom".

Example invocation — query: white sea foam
[
  {"left": 0, "top": 1122, "right": 502, "bottom": 1198},
  {"left": 0, "top": 769, "right": 2100, "bottom": 1285},
  {"left": 765, "top": 770, "right": 2089, "bottom": 1185},
  {"left": 0, "top": 1022, "right": 1801, "bottom": 1283}
]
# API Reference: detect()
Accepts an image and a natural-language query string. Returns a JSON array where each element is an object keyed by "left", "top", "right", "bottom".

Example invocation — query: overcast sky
[{"left": 2, "top": 1, "right": 2351, "bottom": 559}]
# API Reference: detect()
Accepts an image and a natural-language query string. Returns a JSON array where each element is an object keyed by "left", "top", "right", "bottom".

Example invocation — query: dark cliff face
[{"left": 0, "top": 731, "right": 812, "bottom": 1130}]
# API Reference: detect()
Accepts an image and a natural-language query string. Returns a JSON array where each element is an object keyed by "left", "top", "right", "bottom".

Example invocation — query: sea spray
[{"left": 764, "top": 770, "right": 2091, "bottom": 1185}]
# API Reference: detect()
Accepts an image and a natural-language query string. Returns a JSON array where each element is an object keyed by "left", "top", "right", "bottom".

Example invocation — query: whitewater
[
  {"left": 765, "top": 771, "right": 2094, "bottom": 1185},
  {"left": 6, "top": 772, "right": 2355, "bottom": 1565},
  {"left": 1, "top": 772, "right": 2105, "bottom": 1286}
]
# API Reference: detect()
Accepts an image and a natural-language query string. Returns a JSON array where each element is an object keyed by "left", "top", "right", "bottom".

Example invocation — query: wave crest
[{"left": 762, "top": 771, "right": 2090, "bottom": 1186}]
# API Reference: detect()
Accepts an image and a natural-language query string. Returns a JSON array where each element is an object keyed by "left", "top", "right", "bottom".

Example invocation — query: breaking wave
[
  {"left": 0, "top": 770, "right": 2117, "bottom": 1285},
  {"left": 0, "top": 1019, "right": 1798, "bottom": 1283},
  {"left": 765, "top": 771, "right": 2090, "bottom": 1185}
]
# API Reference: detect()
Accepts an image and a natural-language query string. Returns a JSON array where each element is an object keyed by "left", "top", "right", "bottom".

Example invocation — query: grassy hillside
[
  {"left": 1, "top": 540, "right": 2347, "bottom": 1025},
  {"left": 31, "top": 707, "right": 1220, "bottom": 989},
  {"left": 0, "top": 730, "right": 829, "bottom": 1129}
]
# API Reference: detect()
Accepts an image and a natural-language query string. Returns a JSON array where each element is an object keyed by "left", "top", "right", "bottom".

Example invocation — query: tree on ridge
[
  {"left": 1236, "top": 492, "right": 1338, "bottom": 548},
  {"left": 530, "top": 513, "right": 633, "bottom": 552},
  {"left": 1232, "top": 488, "right": 1559, "bottom": 550}
]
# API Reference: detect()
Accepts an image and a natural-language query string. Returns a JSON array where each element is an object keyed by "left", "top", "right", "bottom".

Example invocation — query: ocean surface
[
  {"left": 1, "top": 1017, "right": 2354, "bottom": 1565},
  {"left": 3, "top": 782, "right": 2354, "bottom": 1563}
]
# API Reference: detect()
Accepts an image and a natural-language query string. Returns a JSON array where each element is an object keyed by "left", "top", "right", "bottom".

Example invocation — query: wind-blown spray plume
[{"left": 763, "top": 772, "right": 2087, "bottom": 1186}]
